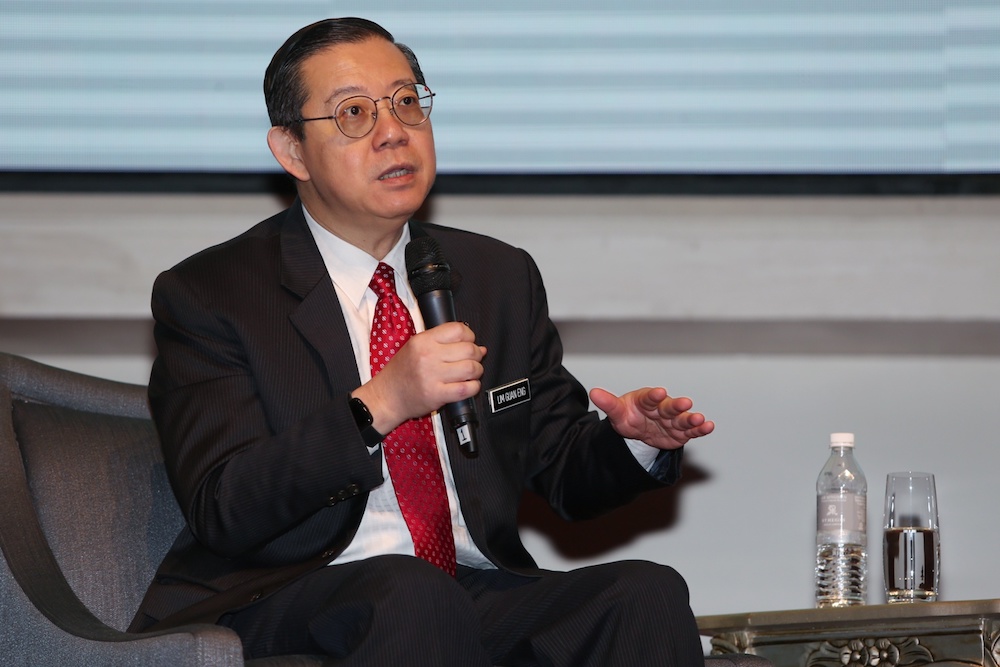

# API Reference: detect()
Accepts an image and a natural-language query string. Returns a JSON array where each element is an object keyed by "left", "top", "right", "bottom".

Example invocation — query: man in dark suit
[{"left": 130, "top": 17, "right": 715, "bottom": 666}]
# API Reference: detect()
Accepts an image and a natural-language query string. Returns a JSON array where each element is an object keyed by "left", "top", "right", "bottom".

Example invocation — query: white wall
[{"left": 2, "top": 192, "right": 999, "bottom": 617}]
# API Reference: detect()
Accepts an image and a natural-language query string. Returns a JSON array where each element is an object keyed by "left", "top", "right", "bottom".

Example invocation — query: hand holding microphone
[{"left": 405, "top": 236, "right": 481, "bottom": 456}]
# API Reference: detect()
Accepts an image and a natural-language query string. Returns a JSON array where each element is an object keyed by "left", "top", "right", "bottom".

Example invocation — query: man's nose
[{"left": 371, "top": 97, "right": 408, "bottom": 141}]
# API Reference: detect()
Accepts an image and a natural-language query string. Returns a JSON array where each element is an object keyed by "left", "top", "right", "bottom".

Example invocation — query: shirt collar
[{"left": 302, "top": 205, "right": 411, "bottom": 309}]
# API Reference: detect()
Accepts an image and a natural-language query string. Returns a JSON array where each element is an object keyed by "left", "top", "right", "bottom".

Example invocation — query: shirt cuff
[
  {"left": 625, "top": 438, "right": 684, "bottom": 484},
  {"left": 625, "top": 437, "right": 660, "bottom": 471}
]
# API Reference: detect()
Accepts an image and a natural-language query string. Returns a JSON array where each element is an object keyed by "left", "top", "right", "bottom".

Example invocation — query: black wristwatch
[{"left": 349, "top": 397, "right": 385, "bottom": 447}]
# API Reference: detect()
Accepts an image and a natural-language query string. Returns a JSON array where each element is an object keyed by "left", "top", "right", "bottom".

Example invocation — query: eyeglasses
[{"left": 295, "top": 83, "right": 434, "bottom": 138}]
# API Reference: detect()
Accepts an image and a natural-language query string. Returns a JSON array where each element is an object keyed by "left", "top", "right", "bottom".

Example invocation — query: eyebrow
[{"left": 323, "top": 79, "right": 416, "bottom": 106}]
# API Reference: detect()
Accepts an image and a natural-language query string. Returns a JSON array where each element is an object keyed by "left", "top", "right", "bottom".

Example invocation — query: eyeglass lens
[{"left": 336, "top": 84, "right": 433, "bottom": 138}]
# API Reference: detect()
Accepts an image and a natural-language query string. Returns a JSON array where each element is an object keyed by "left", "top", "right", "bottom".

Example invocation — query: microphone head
[{"left": 405, "top": 236, "right": 451, "bottom": 295}]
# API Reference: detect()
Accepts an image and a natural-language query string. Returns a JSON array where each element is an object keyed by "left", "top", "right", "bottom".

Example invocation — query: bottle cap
[{"left": 830, "top": 432, "right": 855, "bottom": 448}]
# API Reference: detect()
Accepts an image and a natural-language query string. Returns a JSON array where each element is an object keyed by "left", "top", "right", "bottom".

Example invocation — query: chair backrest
[{"left": 0, "top": 352, "right": 184, "bottom": 633}]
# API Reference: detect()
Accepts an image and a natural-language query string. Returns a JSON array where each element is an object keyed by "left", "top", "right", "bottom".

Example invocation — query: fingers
[
  {"left": 421, "top": 322, "right": 486, "bottom": 370},
  {"left": 425, "top": 320, "right": 478, "bottom": 345},
  {"left": 657, "top": 396, "right": 713, "bottom": 439},
  {"left": 691, "top": 419, "right": 716, "bottom": 437},
  {"left": 648, "top": 391, "right": 692, "bottom": 419},
  {"left": 366, "top": 323, "right": 486, "bottom": 428},
  {"left": 422, "top": 324, "right": 486, "bottom": 397},
  {"left": 439, "top": 342, "right": 486, "bottom": 365},
  {"left": 634, "top": 386, "right": 667, "bottom": 411},
  {"left": 593, "top": 385, "right": 714, "bottom": 448},
  {"left": 666, "top": 403, "right": 703, "bottom": 429},
  {"left": 438, "top": 378, "right": 482, "bottom": 405}
]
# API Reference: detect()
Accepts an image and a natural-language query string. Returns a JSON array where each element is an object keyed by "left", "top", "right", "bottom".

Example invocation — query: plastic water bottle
[{"left": 815, "top": 432, "right": 867, "bottom": 607}]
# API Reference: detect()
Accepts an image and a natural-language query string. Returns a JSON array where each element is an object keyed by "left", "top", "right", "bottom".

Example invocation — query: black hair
[{"left": 263, "top": 17, "right": 426, "bottom": 139}]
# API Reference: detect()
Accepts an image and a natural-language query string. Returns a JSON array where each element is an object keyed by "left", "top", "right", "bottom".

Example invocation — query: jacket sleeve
[
  {"left": 513, "top": 249, "right": 682, "bottom": 520},
  {"left": 149, "top": 266, "right": 383, "bottom": 559}
]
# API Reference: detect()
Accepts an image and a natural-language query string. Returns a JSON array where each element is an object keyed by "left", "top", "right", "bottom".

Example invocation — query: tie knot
[{"left": 369, "top": 262, "right": 396, "bottom": 299}]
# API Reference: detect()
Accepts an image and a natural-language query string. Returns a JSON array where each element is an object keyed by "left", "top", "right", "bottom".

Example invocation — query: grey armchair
[
  {"left": 0, "top": 351, "right": 328, "bottom": 666},
  {"left": 0, "top": 351, "right": 768, "bottom": 666}
]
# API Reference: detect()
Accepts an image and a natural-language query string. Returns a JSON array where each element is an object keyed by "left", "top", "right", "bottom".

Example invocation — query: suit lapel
[{"left": 280, "top": 202, "right": 362, "bottom": 393}]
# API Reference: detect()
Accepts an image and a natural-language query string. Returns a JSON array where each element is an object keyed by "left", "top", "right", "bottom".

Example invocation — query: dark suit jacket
[{"left": 130, "top": 201, "right": 681, "bottom": 633}]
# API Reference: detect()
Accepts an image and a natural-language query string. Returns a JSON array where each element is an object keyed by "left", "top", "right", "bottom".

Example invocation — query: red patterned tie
[{"left": 368, "top": 262, "right": 457, "bottom": 576}]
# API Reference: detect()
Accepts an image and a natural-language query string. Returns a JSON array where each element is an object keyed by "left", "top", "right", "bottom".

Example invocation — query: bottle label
[{"left": 817, "top": 492, "right": 867, "bottom": 541}]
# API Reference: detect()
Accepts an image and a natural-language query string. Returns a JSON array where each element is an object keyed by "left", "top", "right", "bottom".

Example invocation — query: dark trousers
[{"left": 221, "top": 554, "right": 704, "bottom": 666}]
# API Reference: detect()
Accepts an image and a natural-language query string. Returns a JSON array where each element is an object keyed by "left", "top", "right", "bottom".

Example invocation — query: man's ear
[{"left": 267, "top": 126, "right": 310, "bottom": 182}]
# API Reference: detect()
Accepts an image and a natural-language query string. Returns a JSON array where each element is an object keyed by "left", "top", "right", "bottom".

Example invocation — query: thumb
[{"left": 589, "top": 387, "right": 625, "bottom": 421}]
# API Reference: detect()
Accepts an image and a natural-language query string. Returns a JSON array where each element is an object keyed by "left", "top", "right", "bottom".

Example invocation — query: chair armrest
[
  {"left": 0, "top": 542, "right": 245, "bottom": 665},
  {"left": 0, "top": 357, "right": 244, "bottom": 665}
]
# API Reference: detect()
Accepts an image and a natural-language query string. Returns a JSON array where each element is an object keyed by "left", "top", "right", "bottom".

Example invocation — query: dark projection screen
[{"left": 2, "top": 0, "right": 998, "bottom": 175}]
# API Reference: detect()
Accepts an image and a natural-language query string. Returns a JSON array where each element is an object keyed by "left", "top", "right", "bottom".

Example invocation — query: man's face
[{"left": 277, "top": 37, "right": 436, "bottom": 247}]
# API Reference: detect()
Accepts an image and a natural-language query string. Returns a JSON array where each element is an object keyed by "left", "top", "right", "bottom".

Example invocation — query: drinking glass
[{"left": 883, "top": 472, "right": 940, "bottom": 602}]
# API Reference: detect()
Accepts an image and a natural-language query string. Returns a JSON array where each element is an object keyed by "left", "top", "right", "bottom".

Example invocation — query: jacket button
[
  {"left": 337, "top": 489, "right": 351, "bottom": 501},
  {"left": 250, "top": 592, "right": 261, "bottom": 602},
  {"left": 322, "top": 549, "right": 335, "bottom": 559},
  {"left": 346, "top": 483, "right": 360, "bottom": 495},
  {"left": 327, "top": 496, "right": 337, "bottom": 506}
]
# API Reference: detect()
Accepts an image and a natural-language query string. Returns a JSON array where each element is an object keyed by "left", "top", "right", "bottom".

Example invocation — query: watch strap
[{"left": 349, "top": 397, "right": 385, "bottom": 447}]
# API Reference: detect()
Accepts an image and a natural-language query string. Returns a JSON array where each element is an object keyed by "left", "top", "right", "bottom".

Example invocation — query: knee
[{"left": 608, "top": 560, "right": 692, "bottom": 608}]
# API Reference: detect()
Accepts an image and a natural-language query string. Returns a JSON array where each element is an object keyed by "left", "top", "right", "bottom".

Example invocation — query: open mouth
[{"left": 378, "top": 167, "right": 413, "bottom": 181}]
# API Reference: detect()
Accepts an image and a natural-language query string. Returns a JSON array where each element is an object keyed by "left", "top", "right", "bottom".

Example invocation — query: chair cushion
[{"left": 12, "top": 399, "right": 184, "bottom": 632}]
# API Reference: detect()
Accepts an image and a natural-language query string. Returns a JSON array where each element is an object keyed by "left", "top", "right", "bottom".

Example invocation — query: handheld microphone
[{"left": 405, "top": 236, "right": 479, "bottom": 456}]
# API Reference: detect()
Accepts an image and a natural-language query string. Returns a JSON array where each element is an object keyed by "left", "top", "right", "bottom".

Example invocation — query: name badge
[{"left": 487, "top": 378, "right": 531, "bottom": 414}]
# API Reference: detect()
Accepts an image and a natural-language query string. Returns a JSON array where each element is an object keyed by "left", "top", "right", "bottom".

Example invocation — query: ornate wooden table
[{"left": 698, "top": 599, "right": 1000, "bottom": 667}]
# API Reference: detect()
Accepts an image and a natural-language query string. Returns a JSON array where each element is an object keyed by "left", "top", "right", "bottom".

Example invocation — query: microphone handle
[
  {"left": 416, "top": 289, "right": 457, "bottom": 329},
  {"left": 416, "top": 289, "right": 479, "bottom": 455}
]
